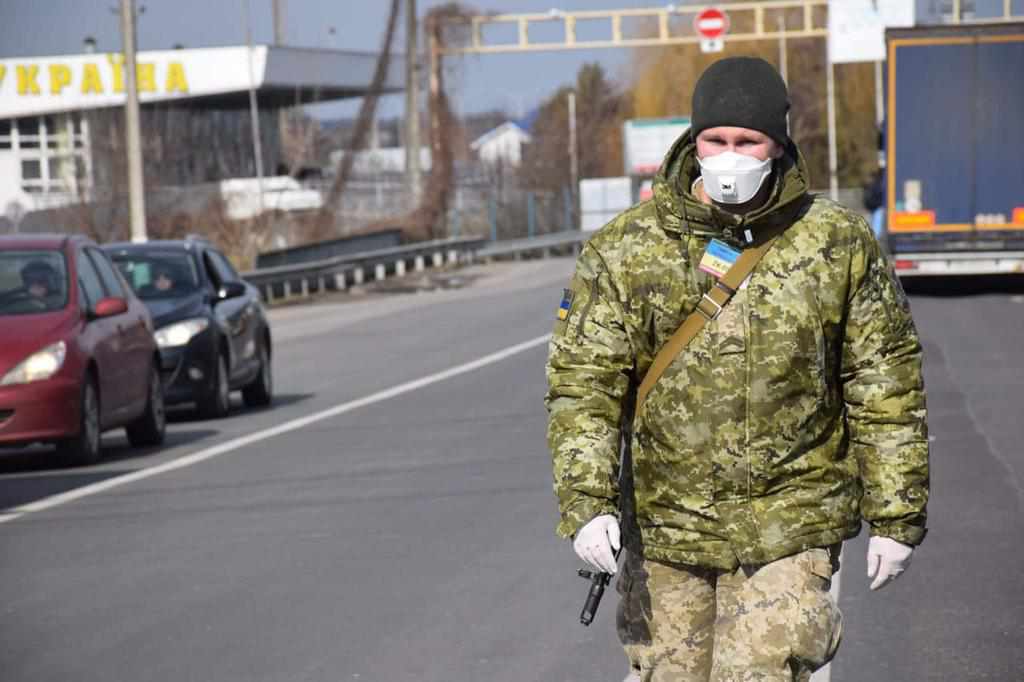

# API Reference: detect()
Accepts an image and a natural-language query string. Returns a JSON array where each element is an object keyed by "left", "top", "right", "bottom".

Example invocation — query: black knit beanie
[{"left": 691, "top": 57, "right": 790, "bottom": 146}]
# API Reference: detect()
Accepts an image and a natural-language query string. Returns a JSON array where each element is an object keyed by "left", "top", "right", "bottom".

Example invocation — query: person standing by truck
[{"left": 547, "top": 57, "right": 930, "bottom": 681}]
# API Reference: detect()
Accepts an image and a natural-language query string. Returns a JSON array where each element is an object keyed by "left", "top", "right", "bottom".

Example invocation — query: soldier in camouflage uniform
[{"left": 546, "top": 57, "right": 929, "bottom": 681}]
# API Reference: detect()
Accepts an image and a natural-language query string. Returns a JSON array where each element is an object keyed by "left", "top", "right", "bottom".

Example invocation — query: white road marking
[{"left": 0, "top": 333, "right": 553, "bottom": 525}]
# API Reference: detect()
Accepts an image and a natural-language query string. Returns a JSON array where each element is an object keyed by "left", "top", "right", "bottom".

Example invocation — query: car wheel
[
  {"left": 126, "top": 363, "right": 166, "bottom": 447},
  {"left": 57, "top": 375, "right": 101, "bottom": 466},
  {"left": 197, "top": 353, "right": 230, "bottom": 419},
  {"left": 242, "top": 343, "right": 273, "bottom": 408}
]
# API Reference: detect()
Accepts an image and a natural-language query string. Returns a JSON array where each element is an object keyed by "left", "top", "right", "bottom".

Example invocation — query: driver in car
[
  {"left": 21, "top": 261, "right": 57, "bottom": 300},
  {"left": 153, "top": 268, "right": 176, "bottom": 293}
]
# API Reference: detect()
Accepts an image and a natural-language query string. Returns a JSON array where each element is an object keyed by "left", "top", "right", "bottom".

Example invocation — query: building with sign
[
  {"left": 622, "top": 116, "right": 690, "bottom": 202},
  {"left": 0, "top": 45, "right": 402, "bottom": 222}
]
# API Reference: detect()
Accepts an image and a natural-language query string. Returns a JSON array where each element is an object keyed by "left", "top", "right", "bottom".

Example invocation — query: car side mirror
[
  {"left": 217, "top": 281, "right": 246, "bottom": 301},
  {"left": 91, "top": 296, "right": 128, "bottom": 319}
]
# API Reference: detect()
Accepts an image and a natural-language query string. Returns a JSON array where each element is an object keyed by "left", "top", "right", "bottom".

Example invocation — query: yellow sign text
[
  {"left": 49, "top": 64, "right": 72, "bottom": 95},
  {"left": 165, "top": 62, "right": 188, "bottom": 93},
  {"left": 17, "top": 65, "right": 41, "bottom": 95},
  {"left": 2, "top": 58, "right": 191, "bottom": 99},
  {"left": 81, "top": 64, "right": 103, "bottom": 94}
]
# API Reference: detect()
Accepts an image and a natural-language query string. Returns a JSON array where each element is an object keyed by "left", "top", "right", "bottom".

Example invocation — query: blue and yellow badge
[
  {"left": 557, "top": 289, "right": 574, "bottom": 321},
  {"left": 699, "top": 239, "right": 741, "bottom": 278}
]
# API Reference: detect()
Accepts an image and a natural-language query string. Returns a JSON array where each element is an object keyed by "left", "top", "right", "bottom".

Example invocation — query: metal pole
[
  {"left": 273, "top": 0, "right": 288, "bottom": 179},
  {"left": 874, "top": 59, "right": 884, "bottom": 127},
  {"left": 568, "top": 91, "right": 578, "bottom": 204},
  {"left": 428, "top": 26, "right": 441, "bottom": 211},
  {"left": 777, "top": 14, "right": 788, "bottom": 84},
  {"left": 563, "top": 185, "right": 573, "bottom": 231},
  {"left": 405, "top": 0, "right": 422, "bottom": 203},
  {"left": 273, "top": 0, "right": 284, "bottom": 43},
  {"left": 826, "top": 52, "right": 839, "bottom": 202},
  {"left": 527, "top": 192, "right": 536, "bottom": 238},
  {"left": 120, "top": 0, "right": 147, "bottom": 243},
  {"left": 489, "top": 195, "right": 497, "bottom": 241},
  {"left": 243, "top": 0, "right": 265, "bottom": 216}
]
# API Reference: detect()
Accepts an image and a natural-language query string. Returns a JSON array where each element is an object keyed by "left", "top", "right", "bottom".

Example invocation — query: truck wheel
[
  {"left": 126, "top": 364, "right": 166, "bottom": 447},
  {"left": 57, "top": 376, "right": 101, "bottom": 466},
  {"left": 242, "top": 344, "right": 273, "bottom": 408},
  {"left": 197, "top": 353, "right": 230, "bottom": 419}
]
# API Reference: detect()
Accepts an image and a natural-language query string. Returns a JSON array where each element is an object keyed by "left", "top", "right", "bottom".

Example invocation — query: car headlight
[
  {"left": 1, "top": 341, "right": 67, "bottom": 386},
  {"left": 154, "top": 318, "right": 210, "bottom": 348}
]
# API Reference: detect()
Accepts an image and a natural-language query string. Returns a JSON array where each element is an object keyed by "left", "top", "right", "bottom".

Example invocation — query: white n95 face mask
[{"left": 698, "top": 151, "right": 774, "bottom": 204}]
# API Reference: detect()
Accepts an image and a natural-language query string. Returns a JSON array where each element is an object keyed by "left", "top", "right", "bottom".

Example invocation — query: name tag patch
[{"left": 699, "top": 239, "right": 741, "bottom": 279}]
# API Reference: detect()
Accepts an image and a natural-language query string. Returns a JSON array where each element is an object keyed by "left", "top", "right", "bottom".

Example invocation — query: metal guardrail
[
  {"left": 241, "top": 236, "right": 486, "bottom": 303},
  {"left": 241, "top": 231, "right": 589, "bottom": 304},
  {"left": 476, "top": 231, "right": 588, "bottom": 260}
]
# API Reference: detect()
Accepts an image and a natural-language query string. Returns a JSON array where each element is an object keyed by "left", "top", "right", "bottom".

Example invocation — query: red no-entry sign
[{"left": 694, "top": 8, "right": 729, "bottom": 40}]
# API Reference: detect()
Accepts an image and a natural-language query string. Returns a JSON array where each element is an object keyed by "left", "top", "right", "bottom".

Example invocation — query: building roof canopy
[{"left": 0, "top": 45, "right": 404, "bottom": 119}]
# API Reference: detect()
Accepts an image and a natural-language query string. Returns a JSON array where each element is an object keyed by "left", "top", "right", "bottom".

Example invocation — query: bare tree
[
  {"left": 521, "top": 63, "right": 631, "bottom": 192},
  {"left": 279, "top": 110, "right": 321, "bottom": 176},
  {"left": 315, "top": 0, "right": 402, "bottom": 238}
]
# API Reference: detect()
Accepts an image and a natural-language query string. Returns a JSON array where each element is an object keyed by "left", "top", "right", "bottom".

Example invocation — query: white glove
[
  {"left": 866, "top": 536, "right": 914, "bottom": 591},
  {"left": 573, "top": 514, "right": 620, "bottom": 574}
]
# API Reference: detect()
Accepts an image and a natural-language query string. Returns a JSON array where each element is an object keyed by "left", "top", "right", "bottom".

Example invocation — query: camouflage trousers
[{"left": 616, "top": 547, "right": 842, "bottom": 682}]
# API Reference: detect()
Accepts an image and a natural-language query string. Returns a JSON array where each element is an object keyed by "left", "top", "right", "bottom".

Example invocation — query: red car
[{"left": 0, "top": 235, "right": 165, "bottom": 465}]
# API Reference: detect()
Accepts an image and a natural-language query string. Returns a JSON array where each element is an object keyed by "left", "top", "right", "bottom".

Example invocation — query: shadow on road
[
  {"left": 0, "top": 427, "right": 217, "bottom": 510},
  {"left": 166, "top": 392, "right": 315, "bottom": 424},
  {"left": 0, "top": 428, "right": 219, "bottom": 477},
  {"left": 0, "top": 469, "right": 135, "bottom": 511},
  {"left": 903, "top": 274, "right": 1024, "bottom": 297},
  {"left": 92, "top": 428, "right": 221, "bottom": 465},
  {"left": 0, "top": 392, "right": 315, "bottom": 511}
]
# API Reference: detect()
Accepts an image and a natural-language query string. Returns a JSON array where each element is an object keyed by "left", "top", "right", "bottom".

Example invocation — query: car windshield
[
  {"left": 0, "top": 250, "right": 69, "bottom": 316},
  {"left": 111, "top": 252, "right": 201, "bottom": 300}
]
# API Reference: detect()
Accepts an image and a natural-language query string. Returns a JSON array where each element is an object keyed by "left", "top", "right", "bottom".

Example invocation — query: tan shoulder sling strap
[{"left": 635, "top": 237, "right": 778, "bottom": 412}]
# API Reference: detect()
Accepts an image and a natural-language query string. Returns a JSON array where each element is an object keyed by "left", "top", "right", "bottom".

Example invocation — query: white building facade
[
  {"left": 0, "top": 46, "right": 403, "bottom": 227},
  {"left": 470, "top": 122, "right": 532, "bottom": 168}
]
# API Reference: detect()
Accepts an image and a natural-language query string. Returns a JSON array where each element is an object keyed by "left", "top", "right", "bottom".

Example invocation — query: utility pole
[
  {"left": 405, "top": 0, "right": 422, "bottom": 204},
  {"left": 428, "top": 15, "right": 440, "bottom": 205},
  {"left": 874, "top": 60, "right": 884, "bottom": 127},
  {"left": 825, "top": 49, "right": 839, "bottom": 202},
  {"left": 273, "top": 0, "right": 284, "bottom": 43},
  {"left": 242, "top": 0, "right": 265, "bottom": 215},
  {"left": 777, "top": 14, "right": 788, "bottom": 84},
  {"left": 120, "top": 0, "right": 147, "bottom": 243},
  {"left": 273, "top": 0, "right": 288, "bottom": 178},
  {"left": 567, "top": 91, "right": 578, "bottom": 215}
]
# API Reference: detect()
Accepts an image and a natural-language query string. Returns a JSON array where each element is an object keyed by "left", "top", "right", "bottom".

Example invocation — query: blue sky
[
  {"left": 1, "top": 1, "right": 1018, "bottom": 120},
  {"left": 0, "top": 0, "right": 655, "bottom": 120}
]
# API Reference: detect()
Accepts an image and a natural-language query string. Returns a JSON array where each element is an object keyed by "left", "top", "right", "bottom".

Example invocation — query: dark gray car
[{"left": 105, "top": 237, "right": 272, "bottom": 418}]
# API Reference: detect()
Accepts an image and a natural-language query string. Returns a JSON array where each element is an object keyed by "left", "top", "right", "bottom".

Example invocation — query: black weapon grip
[{"left": 578, "top": 570, "right": 610, "bottom": 626}]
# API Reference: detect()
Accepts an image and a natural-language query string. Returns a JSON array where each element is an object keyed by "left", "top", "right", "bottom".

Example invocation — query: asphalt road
[{"left": 1, "top": 260, "right": 1022, "bottom": 681}]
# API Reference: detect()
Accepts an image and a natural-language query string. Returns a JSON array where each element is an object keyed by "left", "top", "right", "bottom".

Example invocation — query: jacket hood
[{"left": 651, "top": 130, "right": 811, "bottom": 246}]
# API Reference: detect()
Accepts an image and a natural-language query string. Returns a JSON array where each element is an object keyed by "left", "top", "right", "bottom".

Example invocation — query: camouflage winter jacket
[{"left": 546, "top": 132, "right": 929, "bottom": 570}]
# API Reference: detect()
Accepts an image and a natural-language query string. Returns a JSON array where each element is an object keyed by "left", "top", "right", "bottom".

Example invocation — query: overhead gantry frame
[
  {"left": 439, "top": 1, "right": 827, "bottom": 55},
  {"left": 427, "top": 0, "right": 1023, "bottom": 201},
  {"left": 437, "top": 0, "right": 1022, "bottom": 55}
]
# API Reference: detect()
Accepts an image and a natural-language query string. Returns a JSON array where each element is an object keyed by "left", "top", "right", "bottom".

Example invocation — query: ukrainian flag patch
[
  {"left": 699, "top": 239, "right": 742, "bottom": 279},
  {"left": 557, "top": 289, "right": 574, "bottom": 321}
]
